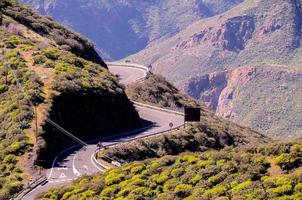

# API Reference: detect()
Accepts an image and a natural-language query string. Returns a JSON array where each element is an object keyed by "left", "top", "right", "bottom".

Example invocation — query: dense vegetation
[
  {"left": 0, "top": 1, "right": 140, "bottom": 198},
  {"left": 101, "top": 121, "right": 266, "bottom": 164},
  {"left": 0, "top": 30, "right": 43, "bottom": 198},
  {"left": 34, "top": 46, "right": 140, "bottom": 165},
  {"left": 126, "top": 73, "right": 200, "bottom": 112},
  {"left": 111, "top": 72, "right": 266, "bottom": 163},
  {"left": 39, "top": 142, "right": 302, "bottom": 200},
  {"left": 1, "top": 0, "right": 106, "bottom": 67}
]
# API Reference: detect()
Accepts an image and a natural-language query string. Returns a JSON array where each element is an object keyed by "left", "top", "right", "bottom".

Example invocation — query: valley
[{"left": 127, "top": 0, "right": 302, "bottom": 138}]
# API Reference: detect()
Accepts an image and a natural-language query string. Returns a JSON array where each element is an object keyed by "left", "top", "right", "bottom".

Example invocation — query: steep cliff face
[
  {"left": 20, "top": 0, "right": 243, "bottom": 59},
  {"left": 128, "top": 0, "right": 302, "bottom": 138},
  {"left": 187, "top": 66, "right": 302, "bottom": 138},
  {"left": 187, "top": 72, "right": 227, "bottom": 110}
]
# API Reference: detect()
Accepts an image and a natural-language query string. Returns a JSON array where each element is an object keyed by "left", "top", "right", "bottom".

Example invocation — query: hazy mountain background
[
  {"left": 128, "top": 0, "right": 302, "bottom": 138},
  {"left": 21, "top": 0, "right": 302, "bottom": 139},
  {"left": 19, "top": 0, "right": 243, "bottom": 60}
]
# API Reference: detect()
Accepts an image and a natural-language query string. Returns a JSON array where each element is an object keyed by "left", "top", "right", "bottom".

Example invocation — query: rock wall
[{"left": 186, "top": 66, "right": 302, "bottom": 138}]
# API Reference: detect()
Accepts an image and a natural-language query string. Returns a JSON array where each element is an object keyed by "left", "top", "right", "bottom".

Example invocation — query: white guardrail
[
  {"left": 93, "top": 121, "right": 185, "bottom": 169},
  {"left": 107, "top": 62, "right": 150, "bottom": 72},
  {"left": 133, "top": 101, "right": 184, "bottom": 116},
  {"left": 92, "top": 62, "right": 185, "bottom": 169}
]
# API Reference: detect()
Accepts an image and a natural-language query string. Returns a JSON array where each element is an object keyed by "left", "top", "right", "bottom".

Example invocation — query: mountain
[
  {"left": 36, "top": 65, "right": 301, "bottom": 200},
  {"left": 19, "top": 0, "right": 244, "bottom": 60},
  {"left": 0, "top": 0, "right": 139, "bottom": 198},
  {"left": 37, "top": 70, "right": 281, "bottom": 200},
  {"left": 127, "top": 0, "right": 302, "bottom": 139},
  {"left": 3, "top": 0, "right": 107, "bottom": 67},
  {"left": 103, "top": 72, "right": 267, "bottom": 163}
]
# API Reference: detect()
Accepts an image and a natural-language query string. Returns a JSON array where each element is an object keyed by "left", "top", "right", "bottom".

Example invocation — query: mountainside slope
[
  {"left": 39, "top": 142, "right": 302, "bottom": 200},
  {"left": 37, "top": 71, "right": 278, "bottom": 200},
  {"left": 0, "top": 1, "right": 139, "bottom": 198},
  {"left": 2, "top": 0, "right": 107, "bottom": 67},
  {"left": 103, "top": 72, "right": 267, "bottom": 163},
  {"left": 20, "top": 0, "right": 244, "bottom": 59},
  {"left": 128, "top": 0, "right": 302, "bottom": 138}
]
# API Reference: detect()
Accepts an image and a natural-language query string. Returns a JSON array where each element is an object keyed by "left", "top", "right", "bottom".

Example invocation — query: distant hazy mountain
[
  {"left": 20, "top": 0, "right": 243, "bottom": 59},
  {"left": 128, "top": 0, "right": 302, "bottom": 138}
]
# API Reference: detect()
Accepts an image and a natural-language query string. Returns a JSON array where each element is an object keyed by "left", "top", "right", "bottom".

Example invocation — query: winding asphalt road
[{"left": 22, "top": 64, "right": 184, "bottom": 199}]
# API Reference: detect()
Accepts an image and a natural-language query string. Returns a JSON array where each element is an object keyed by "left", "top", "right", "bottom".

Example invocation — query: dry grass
[
  {"left": 21, "top": 51, "right": 53, "bottom": 145},
  {"left": 267, "top": 157, "right": 283, "bottom": 176}
]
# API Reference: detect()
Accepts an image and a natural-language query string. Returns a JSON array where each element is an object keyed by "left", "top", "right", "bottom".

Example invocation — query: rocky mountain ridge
[
  {"left": 128, "top": 0, "right": 302, "bottom": 138},
  {"left": 187, "top": 66, "right": 302, "bottom": 138},
  {"left": 20, "top": 0, "right": 244, "bottom": 59}
]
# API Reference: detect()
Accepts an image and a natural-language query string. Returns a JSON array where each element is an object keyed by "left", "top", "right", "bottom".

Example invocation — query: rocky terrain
[
  {"left": 128, "top": 0, "right": 302, "bottom": 138},
  {"left": 20, "top": 0, "right": 243, "bottom": 59},
  {"left": 187, "top": 66, "right": 302, "bottom": 138}
]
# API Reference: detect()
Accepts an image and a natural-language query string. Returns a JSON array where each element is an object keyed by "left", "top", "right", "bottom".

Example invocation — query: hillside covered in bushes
[
  {"left": 1, "top": 0, "right": 106, "bottom": 67},
  {"left": 101, "top": 120, "right": 267, "bottom": 164},
  {"left": 111, "top": 72, "right": 266, "bottom": 163},
  {"left": 0, "top": 1, "right": 140, "bottom": 198},
  {"left": 126, "top": 73, "right": 201, "bottom": 112},
  {"left": 39, "top": 142, "right": 302, "bottom": 199}
]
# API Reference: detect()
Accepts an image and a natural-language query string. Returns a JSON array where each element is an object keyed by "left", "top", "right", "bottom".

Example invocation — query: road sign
[
  {"left": 112, "top": 161, "right": 122, "bottom": 167},
  {"left": 97, "top": 141, "right": 103, "bottom": 149},
  {"left": 185, "top": 107, "right": 201, "bottom": 122}
]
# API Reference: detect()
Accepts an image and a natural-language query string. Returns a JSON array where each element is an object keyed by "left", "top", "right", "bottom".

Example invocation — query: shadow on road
[{"left": 48, "top": 118, "right": 155, "bottom": 169}]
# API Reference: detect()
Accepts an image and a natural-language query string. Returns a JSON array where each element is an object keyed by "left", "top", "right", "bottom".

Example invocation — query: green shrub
[
  {"left": 174, "top": 184, "right": 192, "bottom": 198},
  {"left": 154, "top": 174, "right": 169, "bottom": 184},
  {"left": 42, "top": 48, "right": 59, "bottom": 60},
  {"left": 204, "top": 185, "right": 227, "bottom": 198},
  {"left": 7, "top": 181, "right": 23, "bottom": 195},
  {"left": 268, "top": 184, "right": 293, "bottom": 196},
  {"left": 105, "top": 173, "right": 125, "bottom": 186},
  {"left": 170, "top": 168, "right": 185, "bottom": 178},
  {"left": 3, "top": 154, "right": 17, "bottom": 164},
  {"left": 163, "top": 178, "right": 179, "bottom": 192},
  {"left": 294, "top": 183, "right": 302, "bottom": 193},
  {"left": 130, "top": 165, "right": 144, "bottom": 175},
  {"left": 33, "top": 55, "right": 46, "bottom": 65},
  {"left": 100, "top": 185, "right": 120, "bottom": 198},
  {"left": 189, "top": 174, "right": 202, "bottom": 185},
  {"left": 6, "top": 141, "right": 26, "bottom": 155},
  {"left": 0, "top": 84, "right": 8, "bottom": 93},
  {"left": 231, "top": 180, "right": 252, "bottom": 195},
  {"left": 181, "top": 155, "right": 199, "bottom": 164}
]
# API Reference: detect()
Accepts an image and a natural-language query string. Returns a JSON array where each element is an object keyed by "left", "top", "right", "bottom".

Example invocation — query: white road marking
[
  {"left": 57, "top": 167, "right": 68, "bottom": 171},
  {"left": 91, "top": 151, "right": 105, "bottom": 172},
  {"left": 27, "top": 64, "right": 184, "bottom": 200},
  {"left": 72, "top": 154, "right": 81, "bottom": 177},
  {"left": 47, "top": 144, "right": 82, "bottom": 179},
  {"left": 59, "top": 172, "right": 66, "bottom": 179}
]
